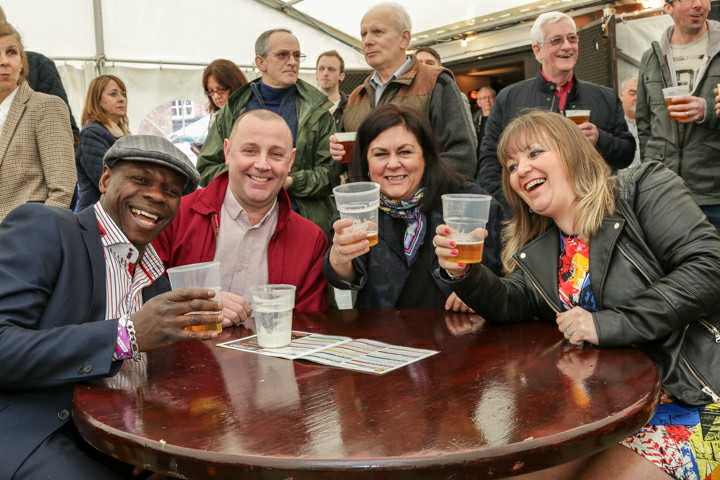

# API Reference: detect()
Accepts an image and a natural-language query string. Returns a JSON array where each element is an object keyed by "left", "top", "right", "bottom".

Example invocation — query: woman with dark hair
[
  {"left": 324, "top": 104, "right": 502, "bottom": 310},
  {"left": 0, "top": 22, "right": 75, "bottom": 221},
  {"left": 75, "top": 74, "right": 130, "bottom": 211},
  {"left": 193, "top": 59, "right": 248, "bottom": 155},
  {"left": 202, "top": 59, "right": 248, "bottom": 113},
  {"left": 435, "top": 109, "right": 720, "bottom": 479}
]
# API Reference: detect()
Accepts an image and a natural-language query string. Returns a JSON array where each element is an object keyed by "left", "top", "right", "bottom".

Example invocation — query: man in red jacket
[{"left": 154, "top": 110, "right": 328, "bottom": 323}]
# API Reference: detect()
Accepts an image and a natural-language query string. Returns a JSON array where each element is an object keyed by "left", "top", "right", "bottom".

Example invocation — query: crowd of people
[{"left": 1, "top": 1, "right": 720, "bottom": 479}]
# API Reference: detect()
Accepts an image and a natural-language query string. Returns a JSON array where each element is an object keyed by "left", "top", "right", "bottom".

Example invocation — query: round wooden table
[{"left": 73, "top": 309, "right": 660, "bottom": 479}]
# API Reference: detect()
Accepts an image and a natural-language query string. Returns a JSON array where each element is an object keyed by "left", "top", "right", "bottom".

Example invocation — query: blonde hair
[
  {"left": 80, "top": 75, "right": 130, "bottom": 132},
  {"left": 497, "top": 109, "right": 615, "bottom": 274},
  {"left": 0, "top": 22, "right": 28, "bottom": 86}
]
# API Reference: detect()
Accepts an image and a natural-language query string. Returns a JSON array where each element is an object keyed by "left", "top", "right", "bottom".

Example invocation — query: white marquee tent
[{"left": 2, "top": 0, "right": 672, "bottom": 134}]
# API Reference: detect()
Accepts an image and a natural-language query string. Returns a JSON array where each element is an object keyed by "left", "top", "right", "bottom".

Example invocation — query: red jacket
[{"left": 153, "top": 172, "right": 328, "bottom": 311}]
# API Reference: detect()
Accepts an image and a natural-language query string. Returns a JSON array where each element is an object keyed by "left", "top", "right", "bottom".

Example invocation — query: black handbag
[{"left": 616, "top": 197, "right": 720, "bottom": 406}]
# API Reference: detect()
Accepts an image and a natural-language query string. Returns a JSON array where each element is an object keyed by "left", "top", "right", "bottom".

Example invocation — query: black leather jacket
[{"left": 447, "top": 161, "right": 720, "bottom": 400}]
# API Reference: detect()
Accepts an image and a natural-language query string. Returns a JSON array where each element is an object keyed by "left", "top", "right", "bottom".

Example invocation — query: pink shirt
[
  {"left": 214, "top": 186, "right": 278, "bottom": 300},
  {"left": 541, "top": 69, "right": 575, "bottom": 112}
]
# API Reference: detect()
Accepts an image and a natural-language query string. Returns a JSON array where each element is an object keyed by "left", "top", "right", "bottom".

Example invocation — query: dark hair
[
  {"left": 202, "top": 59, "right": 248, "bottom": 112},
  {"left": 316, "top": 50, "right": 345, "bottom": 73},
  {"left": 415, "top": 46, "right": 441, "bottom": 65},
  {"left": 348, "top": 104, "right": 467, "bottom": 213}
]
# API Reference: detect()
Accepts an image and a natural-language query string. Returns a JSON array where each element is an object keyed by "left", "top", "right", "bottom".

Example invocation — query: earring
[{"left": 529, "top": 207, "right": 534, "bottom": 214}]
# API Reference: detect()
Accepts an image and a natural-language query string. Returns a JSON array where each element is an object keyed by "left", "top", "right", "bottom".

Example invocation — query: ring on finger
[{"left": 565, "top": 328, "right": 574, "bottom": 337}]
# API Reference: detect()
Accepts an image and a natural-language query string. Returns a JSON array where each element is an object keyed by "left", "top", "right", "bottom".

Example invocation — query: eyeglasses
[
  {"left": 269, "top": 50, "right": 306, "bottom": 63},
  {"left": 206, "top": 85, "right": 228, "bottom": 96},
  {"left": 539, "top": 34, "right": 579, "bottom": 47}
]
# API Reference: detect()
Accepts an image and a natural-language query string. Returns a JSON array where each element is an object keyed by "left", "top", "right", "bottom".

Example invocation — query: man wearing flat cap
[{"left": 0, "top": 135, "right": 222, "bottom": 479}]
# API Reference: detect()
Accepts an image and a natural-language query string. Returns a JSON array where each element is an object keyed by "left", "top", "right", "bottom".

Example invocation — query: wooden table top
[{"left": 73, "top": 309, "right": 660, "bottom": 479}]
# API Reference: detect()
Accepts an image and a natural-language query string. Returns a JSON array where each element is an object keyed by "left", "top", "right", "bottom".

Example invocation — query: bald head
[{"left": 229, "top": 109, "right": 293, "bottom": 147}]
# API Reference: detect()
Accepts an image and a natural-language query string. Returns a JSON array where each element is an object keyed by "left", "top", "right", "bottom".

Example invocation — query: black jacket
[
  {"left": 477, "top": 71, "right": 636, "bottom": 216},
  {"left": 448, "top": 161, "right": 720, "bottom": 401}
]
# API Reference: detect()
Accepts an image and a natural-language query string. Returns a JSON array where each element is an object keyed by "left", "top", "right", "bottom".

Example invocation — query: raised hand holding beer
[{"left": 436, "top": 194, "right": 491, "bottom": 275}]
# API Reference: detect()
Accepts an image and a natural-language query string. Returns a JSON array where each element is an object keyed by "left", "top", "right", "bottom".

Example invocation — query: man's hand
[
  {"left": 668, "top": 95, "right": 706, "bottom": 123},
  {"left": 220, "top": 290, "right": 252, "bottom": 327},
  {"left": 132, "top": 287, "right": 222, "bottom": 351},
  {"left": 578, "top": 122, "right": 599, "bottom": 145},
  {"left": 329, "top": 134, "right": 345, "bottom": 163}
]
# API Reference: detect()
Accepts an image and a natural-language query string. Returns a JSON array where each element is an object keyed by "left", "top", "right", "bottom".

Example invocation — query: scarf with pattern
[{"left": 379, "top": 188, "right": 426, "bottom": 266}]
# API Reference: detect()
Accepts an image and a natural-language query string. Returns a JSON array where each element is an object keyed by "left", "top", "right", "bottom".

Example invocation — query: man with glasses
[
  {"left": 197, "top": 28, "right": 336, "bottom": 235},
  {"left": 637, "top": 0, "right": 720, "bottom": 231},
  {"left": 476, "top": 11, "right": 634, "bottom": 217}
]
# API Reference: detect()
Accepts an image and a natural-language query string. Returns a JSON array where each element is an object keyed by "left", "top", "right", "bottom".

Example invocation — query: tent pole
[{"left": 93, "top": 0, "right": 106, "bottom": 76}]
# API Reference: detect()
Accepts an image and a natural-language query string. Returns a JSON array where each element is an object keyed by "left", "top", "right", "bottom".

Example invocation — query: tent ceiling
[{"left": 3, "top": 0, "right": 651, "bottom": 71}]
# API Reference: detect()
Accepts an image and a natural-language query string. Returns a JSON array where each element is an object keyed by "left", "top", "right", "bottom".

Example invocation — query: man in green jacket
[{"left": 197, "top": 28, "right": 336, "bottom": 235}]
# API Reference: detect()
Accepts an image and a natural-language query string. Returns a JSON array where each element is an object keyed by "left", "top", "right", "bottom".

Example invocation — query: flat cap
[{"left": 103, "top": 135, "right": 200, "bottom": 195}]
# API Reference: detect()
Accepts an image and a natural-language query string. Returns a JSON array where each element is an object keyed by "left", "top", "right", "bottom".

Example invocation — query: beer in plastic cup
[
  {"left": 565, "top": 110, "right": 591, "bottom": 125},
  {"left": 250, "top": 285, "right": 296, "bottom": 348},
  {"left": 166, "top": 261, "right": 223, "bottom": 332},
  {"left": 333, "top": 182, "right": 380, "bottom": 247},
  {"left": 335, "top": 132, "right": 357, "bottom": 164},
  {"left": 662, "top": 85, "right": 691, "bottom": 121},
  {"left": 442, "top": 194, "right": 492, "bottom": 264}
]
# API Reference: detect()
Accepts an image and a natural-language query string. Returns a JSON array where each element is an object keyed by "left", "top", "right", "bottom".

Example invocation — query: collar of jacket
[
  {"left": 354, "top": 57, "right": 453, "bottom": 101},
  {"left": 512, "top": 214, "right": 626, "bottom": 312},
  {"left": 532, "top": 70, "right": 581, "bottom": 100},
  {"left": 227, "top": 77, "right": 333, "bottom": 113},
  {"left": 187, "top": 171, "right": 294, "bottom": 234}
]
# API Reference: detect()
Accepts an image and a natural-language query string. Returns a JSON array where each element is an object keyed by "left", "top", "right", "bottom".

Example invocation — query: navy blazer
[{"left": 0, "top": 204, "right": 169, "bottom": 478}]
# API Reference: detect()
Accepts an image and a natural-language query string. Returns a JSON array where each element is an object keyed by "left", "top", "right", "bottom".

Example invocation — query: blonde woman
[
  {"left": 75, "top": 75, "right": 130, "bottom": 211},
  {"left": 435, "top": 109, "right": 720, "bottom": 480},
  {"left": 0, "top": 22, "right": 75, "bottom": 221}
]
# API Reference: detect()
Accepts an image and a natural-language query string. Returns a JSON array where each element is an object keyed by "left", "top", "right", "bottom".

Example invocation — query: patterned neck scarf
[{"left": 378, "top": 188, "right": 426, "bottom": 266}]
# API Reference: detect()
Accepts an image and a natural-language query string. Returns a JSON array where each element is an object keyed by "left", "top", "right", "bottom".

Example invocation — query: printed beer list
[{"left": 218, "top": 332, "right": 438, "bottom": 374}]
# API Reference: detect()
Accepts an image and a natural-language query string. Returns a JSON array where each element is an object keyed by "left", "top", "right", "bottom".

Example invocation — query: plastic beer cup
[
  {"left": 442, "top": 194, "right": 492, "bottom": 264},
  {"left": 166, "top": 261, "right": 223, "bottom": 332}
]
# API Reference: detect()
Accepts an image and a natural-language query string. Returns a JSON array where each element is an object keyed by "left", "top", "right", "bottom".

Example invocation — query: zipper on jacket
[
  {"left": 681, "top": 353, "right": 720, "bottom": 403},
  {"left": 517, "top": 263, "right": 560, "bottom": 314},
  {"left": 617, "top": 244, "right": 653, "bottom": 284},
  {"left": 698, "top": 318, "right": 720, "bottom": 343}
]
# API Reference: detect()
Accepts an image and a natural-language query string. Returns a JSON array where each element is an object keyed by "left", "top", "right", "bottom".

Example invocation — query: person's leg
[
  {"left": 700, "top": 204, "right": 720, "bottom": 232},
  {"left": 13, "top": 425, "right": 128, "bottom": 480},
  {"left": 580, "top": 445, "right": 673, "bottom": 480}
]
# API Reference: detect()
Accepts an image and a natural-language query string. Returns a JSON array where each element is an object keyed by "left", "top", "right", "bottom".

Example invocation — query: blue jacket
[
  {"left": 75, "top": 122, "right": 117, "bottom": 211},
  {"left": 0, "top": 204, "right": 168, "bottom": 479}
]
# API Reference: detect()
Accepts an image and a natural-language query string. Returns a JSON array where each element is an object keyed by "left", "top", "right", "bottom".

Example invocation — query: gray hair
[
  {"left": 366, "top": 2, "right": 412, "bottom": 32},
  {"left": 620, "top": 73, "right": 638, "bottom": 93},
  {"left": 255, "top": 28, "right": 293, "bottom": 57},
  {"left": 530, "top": 12, "right": 576, "bottom": 45},
  {"left": 478, "top": 86, "right": 496, "bottom": 98}
]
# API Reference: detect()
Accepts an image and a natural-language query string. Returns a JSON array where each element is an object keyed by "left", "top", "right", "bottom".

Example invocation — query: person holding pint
[
  {"left": 435, "top": 109, "right": 720, "bottom": 480},
  {"left": 324, "top": 104, "right": 502, "bottom": 310}
]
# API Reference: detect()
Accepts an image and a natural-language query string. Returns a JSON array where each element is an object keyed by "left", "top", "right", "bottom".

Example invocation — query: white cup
[
  {"left": 166, "top": 261, "right": 222, "bottom": 332},
  {"left": 250, "top": 285, "right": 296, "bottom": 348}
]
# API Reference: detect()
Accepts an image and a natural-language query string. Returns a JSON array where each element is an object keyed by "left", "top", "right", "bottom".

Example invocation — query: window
[{"left": 171, "top": 100, "right": 194, "bottom": 119}]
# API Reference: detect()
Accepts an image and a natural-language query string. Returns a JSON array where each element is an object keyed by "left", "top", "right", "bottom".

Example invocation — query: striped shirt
[{"left": 94, "top": 203, "right": 165, "bottom": 322}]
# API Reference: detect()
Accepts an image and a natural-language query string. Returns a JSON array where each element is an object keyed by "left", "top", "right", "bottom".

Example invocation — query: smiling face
[
  {"left": 532, "top": 18, "right": 578, "bottom": 82},
  {"left": 360, "top": 7, "right": 411, "bottom": 79},
  {"left": 99, "top": 79, "right": 127, "bottom": 124},
  {"left": 99, "top": 161, "right": 184, "bottom": 255},
  {"left": 505, "top": 140, "right": 576, "bottom": 228},
  {"left": 665, "top": 0, "right": 710, "bottom": 39},
  {"left": 0, "top": 35, "right": 22, "bottom": 100},
  {"left": 255, "top": 31, "right": 300, "bottom": 89},
  {"left": 224, "top": 114, "right": 295, "bottom": 218},
  {"left": 367, "top": 124, "right": 425, "bottom": 201}
]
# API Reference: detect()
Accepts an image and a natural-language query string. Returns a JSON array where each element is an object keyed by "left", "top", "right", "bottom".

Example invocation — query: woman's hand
[
  {"left": 556, "top": 307, "right": 599, "bottom": 346},
  {"left": 328, "top": 218, "right": 369, "bottom": 282},
  {"left": 329, "top": 134, "right": 345, "bottom": 163},
  {"left": 219, "top": 291, "right": 253, "bottom": 327},
  {"left": 444, "top": 292, "right": 475, "bottom": 313},
  {"left": 434, "top": 224, "right": 470, "bottom": 278}
]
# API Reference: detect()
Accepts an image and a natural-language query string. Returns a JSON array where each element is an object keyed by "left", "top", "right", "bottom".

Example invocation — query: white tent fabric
[{"left": 2, "top": 0, "right": 671, "bottom": 133}]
